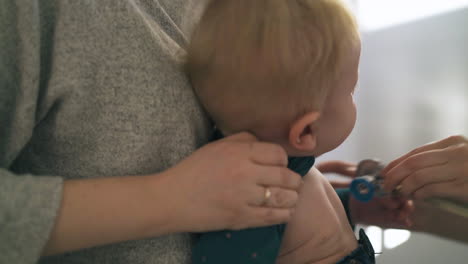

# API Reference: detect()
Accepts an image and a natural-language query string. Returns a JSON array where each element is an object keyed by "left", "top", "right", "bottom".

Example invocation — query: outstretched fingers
[
  {"left": 383, "top": 149, "right": 449, "bottom": 192},
  {"left": 255, "top": 167, "right": 302, "bottom": 190},
  {"left": 382, "top": 135, "right": 464, "bottom": 175}
]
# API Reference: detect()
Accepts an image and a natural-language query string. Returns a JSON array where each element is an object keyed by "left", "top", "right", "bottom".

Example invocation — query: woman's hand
[
  {"left": 382, "top": 135, "right": 468, "bottom": 203},
  {"left": 164, "top": 132, "right": 303, "bottom": 233},
  {"left": 43, "top": 132, "right": 301, "bottom": 255}
]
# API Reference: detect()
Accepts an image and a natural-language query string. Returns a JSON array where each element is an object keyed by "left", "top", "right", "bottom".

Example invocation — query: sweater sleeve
[{"left": 0, "top": 1, "right": 64, "bottom": 263}]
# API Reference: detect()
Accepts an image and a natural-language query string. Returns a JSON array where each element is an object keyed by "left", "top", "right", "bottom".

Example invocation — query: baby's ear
[{"left": 288, "top": 111, "right": 321, "bottom": 152}]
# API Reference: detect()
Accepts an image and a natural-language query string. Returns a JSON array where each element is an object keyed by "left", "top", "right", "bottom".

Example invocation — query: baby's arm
[{"left": 277, "top": 167, "right": 358, "bottom": 264}]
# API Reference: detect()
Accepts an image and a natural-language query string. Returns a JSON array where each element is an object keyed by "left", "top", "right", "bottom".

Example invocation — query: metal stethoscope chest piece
[{"left": 350, "top": 159, "right": 388, "bottom": 202}]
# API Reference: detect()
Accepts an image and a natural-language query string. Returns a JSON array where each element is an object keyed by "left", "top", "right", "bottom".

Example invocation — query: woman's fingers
[
  {"left": 248, "top": 186, "right": 299, "bottom": 208},
  {"left": 255, "top": 167, "right": 302, "bottom": 190},
  {"left": 398, "top": 200, "right": 415, "bottom": 228},
  {"left": 249, "top": 142, "right": 289, "bottom": 166},
  {"left": 224, "top": 131, "right": 258, "bottom": 142},
  {"left": 412, "top": 181, "right": 455, "bottom": 200},
  {"left": 382, "top": 135, "right": 466, "bottom": 175},
  {"left": 396, "top": 165, "right": 456, "bottom": 197},
  {"left": 383, "top": 137, "right": 468, "bottom": 204},
  {"left": 170, "top": 132, "right": 305, "bottom": 232},
  {"left": 413, "top": 180, "right": 468, "bottom": 202},
  {"left": 223, "top": 132, "right": 289, "bottom": 166},
  {"left": 383, "top": 148, "right": 449, "bottom": 191},
  {"left": 251, "top": 167, "right": 301, "bottom": 208}
]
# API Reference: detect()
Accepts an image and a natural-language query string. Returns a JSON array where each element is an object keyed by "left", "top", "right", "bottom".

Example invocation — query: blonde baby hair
[{"left": 187, "top": 0, "right": 359, "bottom": 135}]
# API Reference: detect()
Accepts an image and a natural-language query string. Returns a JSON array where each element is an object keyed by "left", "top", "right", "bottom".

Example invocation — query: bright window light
[
  {"left": 357, "top": 0, "right": 468, "bottom": 31},
  {"left": 365, "top": 226, "right": 382, "bottom": 253},
  {"left": 365, "top": 226, "right": 411, "bottom": 253},
  {"left": 384, "top": 229, "right": 411, "bottom": 249}
]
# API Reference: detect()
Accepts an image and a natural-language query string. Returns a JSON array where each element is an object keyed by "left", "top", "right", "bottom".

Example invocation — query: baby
[{"left": 187, "top": 0, "right": 373, "bottom": 263}]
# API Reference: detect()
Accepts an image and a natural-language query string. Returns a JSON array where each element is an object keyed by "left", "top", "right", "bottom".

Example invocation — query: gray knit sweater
[{"left": 0, "top": 0, "right": 211, "bottom": 263}]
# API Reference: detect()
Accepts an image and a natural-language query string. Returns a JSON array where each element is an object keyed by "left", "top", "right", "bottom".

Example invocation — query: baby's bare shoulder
[{"left": 303, "top": 167, "right": 329, "bottom": 185}]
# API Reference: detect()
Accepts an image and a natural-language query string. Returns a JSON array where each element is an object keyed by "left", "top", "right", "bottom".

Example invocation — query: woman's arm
[
  {"left": 41, "top": 133, "right": 303, "bottom": 256},
  {"left": 410, "top": 200, "right": 468, "bottom": 243},
  {"left": 42, "top": 173, "right": 174, "bottom": 255}
]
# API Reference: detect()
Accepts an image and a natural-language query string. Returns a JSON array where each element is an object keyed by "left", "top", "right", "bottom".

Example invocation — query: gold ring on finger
[
  {"left": 392, "top": 184, "right": 403, "bottom": 196},
  {"left": 263, "top": 187, "right": 272, "bottom": 205}
]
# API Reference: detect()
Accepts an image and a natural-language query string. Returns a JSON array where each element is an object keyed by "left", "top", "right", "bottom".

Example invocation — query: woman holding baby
[{"left": 1, "top": 0, "right": 466, "bottom": 264}]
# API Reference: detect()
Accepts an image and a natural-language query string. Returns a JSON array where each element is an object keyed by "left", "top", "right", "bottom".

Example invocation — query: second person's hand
[
  {"left": 316, "top": 160, "right": 414, "bottom": 229},
  {"left": 382, "top": 135, "right": 468, "bottom": 203}
]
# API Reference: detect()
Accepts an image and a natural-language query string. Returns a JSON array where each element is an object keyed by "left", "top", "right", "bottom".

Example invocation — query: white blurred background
[{"left": 320, "top": 1, "right": 468, "bottom": 263}]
